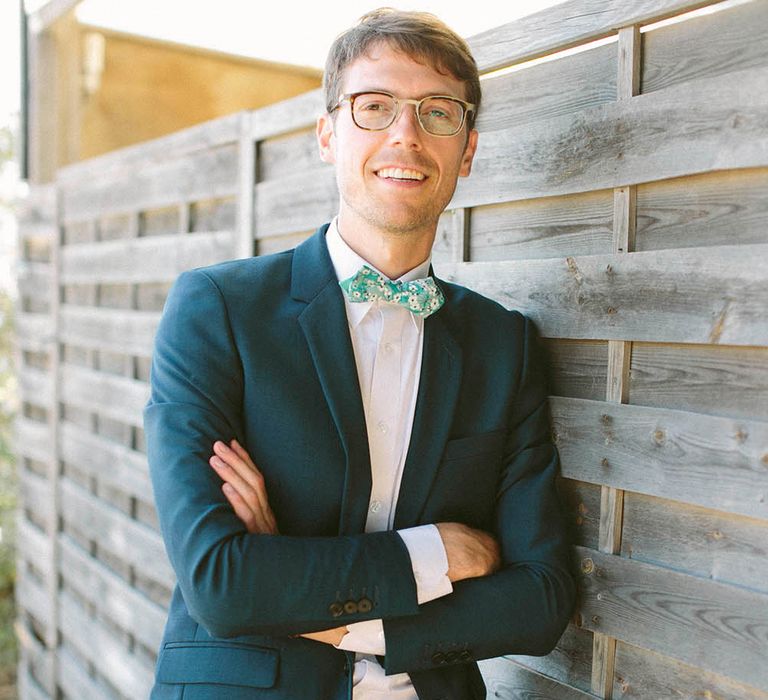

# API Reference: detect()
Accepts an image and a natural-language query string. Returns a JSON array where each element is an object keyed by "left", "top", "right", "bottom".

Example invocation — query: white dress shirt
[{"left": 325, "top": 221, "right": 452, "bottom": 699}]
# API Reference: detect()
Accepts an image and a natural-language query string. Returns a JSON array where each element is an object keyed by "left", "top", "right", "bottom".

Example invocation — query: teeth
[{"left": 377, "top": 167, "right": 425, "bottom": 181}]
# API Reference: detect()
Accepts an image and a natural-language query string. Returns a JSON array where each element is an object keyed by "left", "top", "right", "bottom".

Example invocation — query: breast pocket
[
  {"left": 155, "top": 640, "right": 278, "bottom": 698},
  {"left": 425, "top": 430, "right": 507, "bottom": 529}
]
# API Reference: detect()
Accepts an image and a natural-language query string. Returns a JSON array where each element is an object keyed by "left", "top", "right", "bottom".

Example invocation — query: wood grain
[
  {"left": 552, "top": 396, "right": 768, "bottom": 520},
  {"left": 621, "top": 492, "right": 768, "bottom": 593},
  {"left": 60, "top": 230, "right": 233, "bottom": 284},
  {"left": 453, "top": 65, "right": 768, "bottom": 208},
  {"left": 576, "top": 545, "right": 768, "bottom": 690},
  {"left": 468, "top": 0, "right": 724, "bottom": 73},
  {"left": 436, "top": 244, "right": 768, "bottom": 346}
]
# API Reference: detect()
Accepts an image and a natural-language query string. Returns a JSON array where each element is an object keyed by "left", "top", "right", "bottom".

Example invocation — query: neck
[{"left": 336, "top": 214, "right": 435, "bottom": 279}]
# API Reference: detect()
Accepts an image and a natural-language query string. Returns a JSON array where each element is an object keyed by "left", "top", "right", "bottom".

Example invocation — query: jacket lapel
[
  {"left": 394, "top": 296, "right": 463, "bottom": 528},
  {"left": 292, "top": 227, "right": 372, "bottom": 535}
]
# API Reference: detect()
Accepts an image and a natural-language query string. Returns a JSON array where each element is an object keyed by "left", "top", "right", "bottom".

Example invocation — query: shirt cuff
[
  {"left": 398, "top": 524, "right": 453, "bottom": 604},
  {"left": 336, "top": 619, "right": 386, "bottom": 655}
]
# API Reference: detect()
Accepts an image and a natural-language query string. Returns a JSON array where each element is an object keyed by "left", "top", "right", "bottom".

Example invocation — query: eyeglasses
[{"left": 330, "top": 91, "right": 475, "bottom": 137}]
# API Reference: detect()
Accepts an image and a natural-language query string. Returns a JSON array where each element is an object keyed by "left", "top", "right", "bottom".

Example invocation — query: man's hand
[
  {"left": 209, "top": 439, "right": 279, "bottom": 534},
  {"left": 209, "top": 439, "right": 347, "bottom": 645},
  {"left": 435, "top": 522, "right": 501, "bottom": 582}
]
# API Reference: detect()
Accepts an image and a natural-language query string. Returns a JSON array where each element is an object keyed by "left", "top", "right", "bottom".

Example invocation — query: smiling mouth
[{"left": 375, "top": 167, "right": 426, "bottom": 181}]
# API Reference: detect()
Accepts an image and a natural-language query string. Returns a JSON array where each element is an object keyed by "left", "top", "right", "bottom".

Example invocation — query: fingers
[{"left": 209, "top": 440, "right": 278, "bottom": 534}]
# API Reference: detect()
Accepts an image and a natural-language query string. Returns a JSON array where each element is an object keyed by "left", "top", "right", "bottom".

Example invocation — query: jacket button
[
  {"left": 459, "top": 649, "right": 472, "bottom": 661},
  {"left": 357, "top": 597, "right": 373, "bottom": 613},
  {"left": 329, "top": 602, "right": 344, "bottom": 617},
  {"left": 445, "top": 651, "right": 459, "bottom": 664},
  {"left": 343, "top": 600, "right": 359, "bottom": 614},
  {"left": 431, "top": 652, "right": 446, "bottom": 665}
]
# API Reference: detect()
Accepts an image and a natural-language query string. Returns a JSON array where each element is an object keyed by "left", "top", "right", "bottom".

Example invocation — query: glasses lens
[
  {"left": 419, "top": 97, "right": 465, "bottom": 135},
  {"left": 352, "top": 93, "right": 398, "bottom": 130}
]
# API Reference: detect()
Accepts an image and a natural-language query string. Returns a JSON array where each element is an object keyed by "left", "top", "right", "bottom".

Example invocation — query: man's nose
[{"left": 387, "top": 103, "right": 423, "bottom": 146}]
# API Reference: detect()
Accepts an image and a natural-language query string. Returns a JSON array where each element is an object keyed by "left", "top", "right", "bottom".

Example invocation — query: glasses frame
[{"left": 330, "top": 91, "right": 476, "bottom": 137}]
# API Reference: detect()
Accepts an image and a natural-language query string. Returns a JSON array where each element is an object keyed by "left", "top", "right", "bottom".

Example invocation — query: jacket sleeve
[
  {"left": 144, "top": 268, "right": 419, "bottom": 639},
  {"left": 381, "top": 313, "right": 577, "bottom": 674}
]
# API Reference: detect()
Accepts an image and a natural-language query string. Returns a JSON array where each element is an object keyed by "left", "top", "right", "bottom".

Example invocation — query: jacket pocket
[{"left": 156, "top": 641, "right": 278, "bottom": 688}]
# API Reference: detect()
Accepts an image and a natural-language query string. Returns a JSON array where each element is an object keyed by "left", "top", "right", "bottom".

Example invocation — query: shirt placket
[{"left": 364, "top": 305, "right": 403, "bottom": 533}]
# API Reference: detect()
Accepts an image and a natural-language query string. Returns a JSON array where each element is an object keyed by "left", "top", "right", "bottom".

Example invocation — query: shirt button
[
  {"left": 370, "top": 500, "right": 382, "bottom": 513},
  {"left": 377, "top": 421, "right": 389, "bottom": 434},
  {"left": 383, "top": 342, "right": 393, "bottom": 353}
]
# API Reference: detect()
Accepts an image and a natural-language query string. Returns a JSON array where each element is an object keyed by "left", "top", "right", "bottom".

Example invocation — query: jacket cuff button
[
  {"left": 357, "top": 597, "right": 373, "bottom": 613},
  {"left": 329, "top": 602, "right": 344, "bottom": 617},
  {"left": 343, "top": 600, "right": 359, "bottom": 614}
]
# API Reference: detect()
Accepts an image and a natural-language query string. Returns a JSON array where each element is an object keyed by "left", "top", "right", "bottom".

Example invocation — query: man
[{"left": 144, "top": 8, "right": 575, "bottom": 699}]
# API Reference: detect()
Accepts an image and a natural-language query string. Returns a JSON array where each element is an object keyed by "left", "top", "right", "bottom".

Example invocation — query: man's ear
[
  {"left": 317, "top": 112, "right": 336, "bottom": 165},
  {"left": 459, "top": 128, "right": 478, "bottom": 178}
]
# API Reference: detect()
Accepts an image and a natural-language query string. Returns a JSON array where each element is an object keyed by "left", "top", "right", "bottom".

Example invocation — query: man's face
[{"left": 317, "top": 43, "right": 478, "bottom": 242}]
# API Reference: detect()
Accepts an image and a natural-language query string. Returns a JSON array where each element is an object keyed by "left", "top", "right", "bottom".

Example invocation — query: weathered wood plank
[
  {"left": 17, "top": 261, "right": 52, "bottom": 303},
  {"left": 480, "top": 656, "right": 596, "bottom": 699},
  {"left": 478, "top": 40, "right": 617, "bottom": 133},
  {"left": 57, "top": 646, "right": 104, "bottom": 700},
  {"left": 642, "top": 0, "right": 768, "bottom": 94},
  {"left": 60, "top": 143, "right": 239, "bottom": 224},
  {"left": 17, "top": 518, "right": 52, "bottom": 577},
  {"left": 552, "top": 396, "right": 768, "bottom": 520},
  {"left": 468, "top": 190, "right": 614, "bottom": 262},
  {"left": 453, "top": 65, "right": 768, "bottom": 208},
  {"left": 61, "top": 364, "right": 148, "bottom": 427},
  {"left": 59, "top": 591, "right": 154, "bottom": 700},
  {"left": 576, "top": 545, "right": 768, "bottom": 691},
  {"left": 19, "top": 469, "right": 52, "bottom": 530},
  {"left": 60, "top": 421, "right": 151, "bottom": 500},
  {"left": 544, "top": 339, "right": 609, "bottom": 401},
  {"left": 59, "top": 478, "right": 174, "bottom": 585},
  {"left": 559, "top": 478, "right": 602, "bottom": 550},
  {"left": 630, "top": 342, "right": 768, "bottom": 421},
  {"left": 16, "top": 566, "right": 53, "bottom": 632},
  {"left": 58, "top": 113, "right": 241, "bottom": 184},
  {"left": 257, "top": 230, "right": 314, "bottom": 256},
  {"left": 60, "top": 230, "right": 234, "bottom": 284},
  {"left": 636, "top": 168, "right": 768, "bottom": 251},
  {"left": 59, "top": 305, "right": 161, "bottom": 357},
  {"left": 255, "top": 166, "right": 338, "bottom": 238},
  {"left": 18, "top": 365, "right": 54, "bottom": 407},
  {"left": 248, "top": 88, "right": 325, "bottom": 142},
  {"left": 499, "top": 623, "right": 595, "bottom": 695},
  {"left": 15, "top": 621, "right": 54, "bottom": 698},
  {"left": 15, "top": 313, "right": 54, "bottom": 350},
  {"left": 613, "top": 639, "right": 768, "bottom": 699},
  {"left": 259, "top": 128, "right": 319, "bottom": 182},
  {"left": 16, "top": 417, "right": 53, "bottom": 464},
  {"left": 468, "top": 0, "right": 724, "bottom": 73},
  {"left": 59, "top": 534, "right": 166, "bottom": 652},
  {"left": 436, "top": 244, "right": 768, "bottom": 346},
  {"left": 621, "top": 492, "right": 768, "bottom": 594}
]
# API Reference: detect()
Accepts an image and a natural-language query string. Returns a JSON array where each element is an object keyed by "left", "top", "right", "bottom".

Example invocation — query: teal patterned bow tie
[{"left": 339, "top": 265, "right": 445, "bottom": 318}]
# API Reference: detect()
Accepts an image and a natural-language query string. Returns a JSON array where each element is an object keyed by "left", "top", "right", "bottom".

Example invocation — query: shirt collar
[{"left": 325, "top": 218, "right": 431, "bottom": 329}]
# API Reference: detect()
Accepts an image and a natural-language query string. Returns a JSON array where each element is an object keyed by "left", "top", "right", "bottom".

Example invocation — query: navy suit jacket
[{"left": 144, "top": 225, "right": 576, "bottom": 699}]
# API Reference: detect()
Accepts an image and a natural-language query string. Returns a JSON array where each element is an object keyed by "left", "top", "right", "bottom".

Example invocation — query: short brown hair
[{"left": 324, "top": 8, "right": 481, "bottom": 130}]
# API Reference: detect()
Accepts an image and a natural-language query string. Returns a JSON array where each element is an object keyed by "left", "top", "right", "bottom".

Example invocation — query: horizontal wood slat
[
  {"left": 16, "top": 418, "right": 52, "bottom": 464},
  {"left": 58, "top": 113, "right": 241, "bottom": 183},
  {"left": 15, "top": 313, "right": 55, "bottom": 350},
  {"left": 59, "top": 305, "right": 160, "bottom": 357},
  {"left": 455, "top": 65, "right": 768, "bottom": 207},
  {"left": 60, "top": 231, "right": 234, "bottom": 284},
  {"left": 59, "top": 592, "right": 154, "bottom": 700},
  {"left": 59, "top": 479, "right": 174, "bottom": 586},
  {"left": 552, "top": 396, "right": 768, "bottom": 520},
  {"left": 60, "top": 421, "right": 151, "bottom": 500},
  {"left": 18, "top": 366, "right": 54, "bottom": 407},
  {"left": 576, "top": 546, "right": 768, "bottom": 691},
  {"left": 61, "top": 364, "right": 149, "bottom": 427},
  {"left": 436, "top": 243, "right": 768, "bottom": 345},
  {"left": 60, "top": 143, "right": 239, "bottom": 224},
  {"left": 60, "top": 535, "right": 166, "bottom": 651},
  {"left": 468, "top": 0, "right": 724, "bottom": 73}
]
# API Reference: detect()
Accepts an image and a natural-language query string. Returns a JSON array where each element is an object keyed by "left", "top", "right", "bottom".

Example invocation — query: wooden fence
[{"left": 14, "top": 0, "right": 768, "bottom": 697}]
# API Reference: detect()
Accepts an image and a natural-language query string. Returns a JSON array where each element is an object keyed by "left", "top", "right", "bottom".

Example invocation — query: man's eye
[
  {"left": 360, "top": 101, "right": 388, "bottom": 112},
  {"left": 425, "top": 108, "right": 449, "bottom": 119}
]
